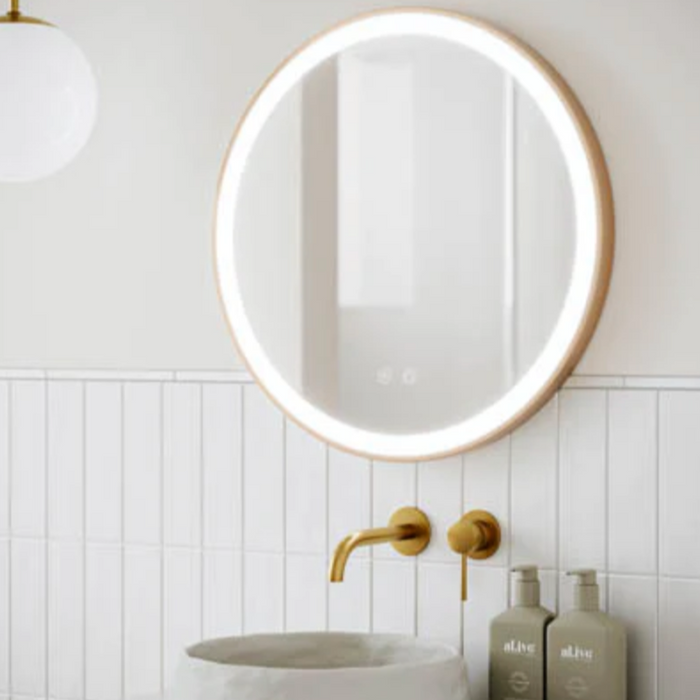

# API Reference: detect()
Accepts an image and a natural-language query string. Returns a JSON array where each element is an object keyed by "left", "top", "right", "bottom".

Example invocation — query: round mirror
[{"left": 215, "top": 9, "right": 613, "bottom": 461}]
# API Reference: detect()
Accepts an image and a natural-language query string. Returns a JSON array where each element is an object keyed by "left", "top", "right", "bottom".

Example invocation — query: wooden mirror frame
[{"left": 214, "top": 8, "right": 614, "bottom": 462}]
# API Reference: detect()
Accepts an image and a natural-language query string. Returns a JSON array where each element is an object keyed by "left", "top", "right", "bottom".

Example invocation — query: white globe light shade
[{"left": 0, "top": 22, "right": 97, "bottom": 182}]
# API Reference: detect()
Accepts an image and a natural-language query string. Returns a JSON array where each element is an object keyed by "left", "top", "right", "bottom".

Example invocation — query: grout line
[
  {"left": 564, "top": 376, "right": 625, "bottom": 389},
  {"left": 0, "top": 370, "right": 46, "bottom": 381},
  {"left": 623, "top": 376, "right": 700, "bottom": 390},
  {"left": 655, "top": 390, "right": 661, "bottom": 700},
  {"left": 604, "top": 391, "right": 610, "bottom": 613},
  {"left": 0, "top": 534, "right": 686, "bottom": 579},
  {"left": 506, "top": 435, "right": 513, "bottom": 606},
  {"left": 233, "top": 387, "right": 242, "bottom": 634},
  {"left": 158, "top": 382, "right": 165, "bottom": 695},
  {"left": 119, "top": 382, "right": 125, "bottom": 700},
  {"left": 368, "top": 460, "right": 374, "bottom": 634},
  {"left": 554, "top": 393, "right": 561, "bottom": 614},
  {"left": 0, "top": 533, "right": 691, "bottom": 581},
  {"left": 81, "top": 382, "right": 87, "bottom": 700},
  {"left": 281, "top": 418, "right": 288, "bottom": 634},
  {"left": 198, "top": 383, "right": 205, "bottom": 642},
  {"left": 44, "top": 379, "right": 50, "bottom": 700},
  {"left": 46, "top": 370, "right": 175, "bottom": 383},
  {"left": 174, "top": 370, "right": 252, "bottom": 384},
  {"left": 6, "top": 382, "right": 12, "bottom": 698},
  {"left": 324, "top": 444, "right": 330, "bottom": 633},
  {"left": 413, "top": 463, "right": 419, "bottom": 638},
  {"left": 240, "top": 387, "right": 246, "bottom": 636},
  {"left": 459, "top": 452, "right": 466, "bottom": 657},
  {"left": 7, "top": 368, "right": 700, "bottom": 389}
]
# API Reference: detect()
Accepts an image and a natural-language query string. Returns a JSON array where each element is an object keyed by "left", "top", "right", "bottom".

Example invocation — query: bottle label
[
  {"left": 548, "top": 629, "right": 609, "bottom": 699},
  {"left": 490, "top": 626, "right": 544, "bottom": 700}
]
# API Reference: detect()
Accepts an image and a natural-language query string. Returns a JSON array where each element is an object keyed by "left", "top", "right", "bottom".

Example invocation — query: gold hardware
[
  {"left": 0, "top": 0, "right": 53, "bottom": 26},
  {"left": 329, "top": 506, "right": 431, "bottom": 582},
  {"left": 447, "top": 510, "right": 501, "bottom": 601}
]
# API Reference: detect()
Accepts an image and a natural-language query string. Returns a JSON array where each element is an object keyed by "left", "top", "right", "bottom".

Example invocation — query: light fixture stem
[{"left": 9, "top": 0, "right": 19, "bottom": 18}]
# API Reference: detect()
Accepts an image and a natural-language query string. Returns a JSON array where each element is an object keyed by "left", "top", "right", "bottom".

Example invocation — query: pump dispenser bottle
[
  {"left": 489, "top": 566, "right": 554, "bottom": 700},
  {"left": 547, "top": 570, "right": 626, "bottom": 700}
]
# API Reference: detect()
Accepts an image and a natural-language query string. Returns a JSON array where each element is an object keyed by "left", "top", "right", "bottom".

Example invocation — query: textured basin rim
[
  {"left": 214, "top": 8, "right": 614, "bottom": 462},
  {"left": 186, "top": 633, "right": 462, "bottom": 673}
]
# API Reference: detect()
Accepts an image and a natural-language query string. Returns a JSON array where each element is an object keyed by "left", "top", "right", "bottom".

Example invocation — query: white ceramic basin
[{"left": 167, "top": 632, "right": 468, "bottom": 700}]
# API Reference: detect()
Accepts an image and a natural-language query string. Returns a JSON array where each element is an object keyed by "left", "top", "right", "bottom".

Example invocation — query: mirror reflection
[{"left": 233, "top": 35, "right": 575, "bottom": 435}]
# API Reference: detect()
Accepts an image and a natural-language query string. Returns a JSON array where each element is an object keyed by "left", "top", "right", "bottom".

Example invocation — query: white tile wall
[{"left": 0, "top": 371, "right": 699, "bottom": 700}]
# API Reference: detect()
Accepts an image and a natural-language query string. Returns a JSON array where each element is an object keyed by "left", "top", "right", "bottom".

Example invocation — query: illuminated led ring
[{"left": 215, "top": 9, "right": 614, "bottom": 462}]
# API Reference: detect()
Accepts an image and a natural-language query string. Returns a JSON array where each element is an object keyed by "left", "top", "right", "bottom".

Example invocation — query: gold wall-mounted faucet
[
  {"left": 329, "top": 507, "right": 431, "bottom": 582},
  {"left": 447, "top": 510, "right": 501, "bottom": 601}
]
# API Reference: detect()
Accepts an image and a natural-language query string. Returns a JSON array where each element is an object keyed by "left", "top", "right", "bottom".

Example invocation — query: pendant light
[{"left": 0, "top": 0, "right": 98, "bottom": 182}]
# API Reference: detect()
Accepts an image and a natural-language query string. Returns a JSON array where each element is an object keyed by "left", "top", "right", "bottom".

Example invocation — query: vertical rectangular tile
[
  {"left": 464, "top": 439, "right": 510, "bottom": 568},
  {"left": 537, "top": 570, "right": 559, "bottom": 614},
  {"left": 202, "top": 383, "right": 242, "bottom": 549},
  {"left": 11, "top": 539, "right": 47, "bottom": 696},
  {"left": 164, "top": 383, "right": 201, "bottom": 547},
  {"left": 49, "top": 543, "right": 84, "bottom": 700},
  {"left": 243, "top": 386, "right": 284, "bottom": 552},
  {"left": 463, "top": 567, "right": 508, "bottom": 700},
  {"left": 124, "top": 383, "right": 162, "bottom": 545},
  {"left": 0, "top": 543, "right": 7, "bottom": 693},
  {"left": 659, "top": 392, "right": 700, "bottom": 577},
  {"left": 124, "top": 548, "right": 161, "bottom": 698},
  {"left": 511, "top": 398, "right": 558, "bottom": 568},
  {"left": 328, "top": 449, "right": 370, "bottom": 558},
  {"left": 85, "top": 545, "right": 122, "bottom": 700},
  {"left": 608, "top": 576, "right": 656, "bottom": 700},
  {"left": 243, "top": 552, "right": 284, "bottom": 634},
  {"left": 48, "top": 381, "right": 84, "bottom": 541},
  {"left": 11, "top": 381, "right": 46, "bottom": 537},
  {"left": 0, "top": 382, "right": 8, "bottom": 537},
  {"left": 372, "top": 560, "right": 415, "bottom": 634},
  {"left": 203, "top": 550, "right": 242, "bottom": 639},
  {"left": 373, "top": 461, "right": 416, "bottom": 560},
  {"left": 660, "top": 578, "right": 700, "bottom": 700},
  {"left": 328, "top": 559, "right": 370, "bottom": 633},
  {"left": 608, "top": 391, "right": 657, "bottom": 574},
  {"left": 418, "top": 456, "right": 462, "bottom": 563},
  {"left": 417, "top": 563, "right": 462, "bottom": 651},
  {"left": 286, "top": 555, "right": 327, "bottom": 632},
  {"left": 85, "top": 383, "right": 122, "bottom": 542},
  {"left": 164, "top": 549, "right": 202, "bottom": 683},
  {"left": 559, "top": 389, "right": 607, "bottom": 571},
  {"left": 286, "top": 422, "right": 326, "bottom": 554}
]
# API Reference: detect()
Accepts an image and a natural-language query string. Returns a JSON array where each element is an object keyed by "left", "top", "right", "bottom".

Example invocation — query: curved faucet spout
[
  {"left": 329, "top": 507, "right": 431, "bottom": 582},
  {"left": 329, "top": 525, "right": 417, "bottom": 582}
]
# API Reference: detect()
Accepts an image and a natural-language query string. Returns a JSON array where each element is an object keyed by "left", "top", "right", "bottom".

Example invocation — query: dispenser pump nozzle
[
  {"left": 567, "top": 569, "right": 600, "bottom": 611},
  {"left": 512, "top": 565, "right": 541, "bottom": 607}
]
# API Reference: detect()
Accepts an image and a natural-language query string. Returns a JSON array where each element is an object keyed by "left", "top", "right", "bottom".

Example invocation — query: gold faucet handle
[{"left": 447, "top": 510, "right": 501, "bottom": 601}]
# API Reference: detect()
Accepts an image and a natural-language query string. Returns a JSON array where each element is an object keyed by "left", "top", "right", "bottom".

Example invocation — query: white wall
[{"left": 1, "top": 0, "right": 700, "bottom": 375}]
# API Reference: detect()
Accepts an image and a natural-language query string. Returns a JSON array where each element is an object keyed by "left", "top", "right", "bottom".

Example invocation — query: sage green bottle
[
  {"left": 490, "top": 566, "right": 554, "bottom": 700},
  {"left": 547, "top": 570, "right": 626, "bottom": 700}
]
